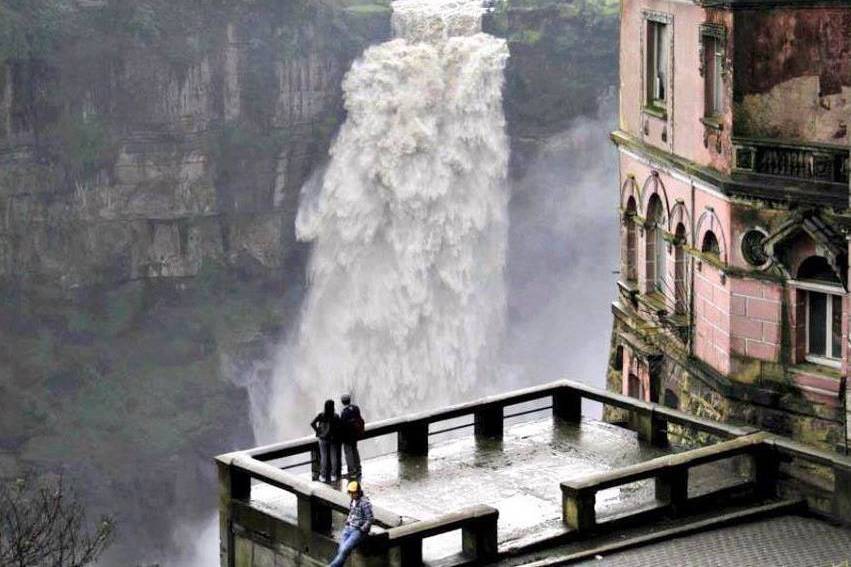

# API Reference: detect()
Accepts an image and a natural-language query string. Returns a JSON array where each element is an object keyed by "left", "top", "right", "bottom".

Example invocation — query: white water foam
[{"left": 260, "top": 0, "right": 509, "bottom": 442}]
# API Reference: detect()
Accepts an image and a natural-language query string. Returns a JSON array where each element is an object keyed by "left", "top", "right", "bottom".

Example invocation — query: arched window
[
  {"left": 625, "top": 197, "right": 637, "bottom": 282},
  {"left": 797, "top": 256, "right": 843, "bottom": 365},
  {"left": 674, "top": 223, "right": 687, "bottom": 314},
  {"left": 646, "top": 195, "right": 665, "bottom": 292},
  {"left": 628, "top": 373, "right": 643, "bottom": 400},
  {"left": 701, "top": 230, "right": 721, "bottom": 258}
]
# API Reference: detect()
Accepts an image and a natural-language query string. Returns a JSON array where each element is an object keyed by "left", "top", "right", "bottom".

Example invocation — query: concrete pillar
[
  {"left": 462, "top": 516, "right": 498, "bottom": 561},
  {"left": 833, "top": 464, "right": 851, "bottom": 525},
  {"left": 398, "top": 422, "right": 429, "bottom": 457},
  {"left": 394, "top": 541, "right": 422, "bottom": 566},
  {"left": 753, "top": 444, "right": 779, "bottom": 499},
  {"left": 218, "top": 460, "right": 251, "bottom": 567},
  {"left": 553, "top": 388, "right": 582, "bottom": 423},
  {"left": 561, "top": 486, "right": 596, "bottom": 532},
  {"left": 655, "top": 466, "right": 688, "bottom": 514},
  {"left": 297, "top": 495, "right": 332, "bottom": 534},
  {"left": 474, "top": 406, "right": 504, "bottom": 440},
  {"left": 633, "top": 409, "right": 667, "bottom": 447}
]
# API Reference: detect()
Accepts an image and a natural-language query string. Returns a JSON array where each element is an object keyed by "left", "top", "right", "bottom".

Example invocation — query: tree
[{"left": 0, "top": 475, "right": 114, "bottom": 567}]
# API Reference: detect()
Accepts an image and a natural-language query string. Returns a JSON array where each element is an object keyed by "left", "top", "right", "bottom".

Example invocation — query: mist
[{"left": 503, "top": 93, "right": 619, "bottom": 391}]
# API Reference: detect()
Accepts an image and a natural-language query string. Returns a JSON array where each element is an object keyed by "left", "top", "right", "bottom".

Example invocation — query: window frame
[
  {"left": 643, "top": 11, "right": 673, "bottom": 114},
  {"left": 796, "top": 279, "right": 844, "bottom": 368},
  {"left": 699, "top": 24, "right": 727, "bottom": 120}
]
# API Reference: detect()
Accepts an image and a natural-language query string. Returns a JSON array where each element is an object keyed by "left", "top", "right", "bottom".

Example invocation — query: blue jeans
[{"left": 329, "top": 526, "right": 365, "bottom": 567}]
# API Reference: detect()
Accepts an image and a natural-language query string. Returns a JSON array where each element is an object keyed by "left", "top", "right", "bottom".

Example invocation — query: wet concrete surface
[{"left": 249, "top": 415, "right": 747, "bottom": 562}]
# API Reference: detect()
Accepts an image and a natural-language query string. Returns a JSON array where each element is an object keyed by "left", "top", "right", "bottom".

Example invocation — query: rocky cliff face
[{"left": 0, "top": 0, "right": 391, "bottom": 287}]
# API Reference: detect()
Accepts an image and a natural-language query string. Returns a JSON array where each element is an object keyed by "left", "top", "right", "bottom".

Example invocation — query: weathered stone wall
[
  {"left": 606, "top": 312, "right": 846, "bottom": 452},
  {"left": 733, "top": 8, "right": 850, "bottom": 145}
]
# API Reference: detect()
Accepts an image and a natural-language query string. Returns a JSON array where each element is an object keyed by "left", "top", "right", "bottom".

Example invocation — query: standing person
[
  {"left": 329, "top": 481, "right": 373, "bottom": 567},
  {"left": 310, "top": 399, "right": 340, "bottom": 482},
  {"left": 339, "top": 394, "right": 364, "bottom": 480}
]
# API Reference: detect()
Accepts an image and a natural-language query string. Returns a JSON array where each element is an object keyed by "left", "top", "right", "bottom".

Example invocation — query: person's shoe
[
  {"left": 318, "top": 475, "right": 328, "bottom": 483},
  {"left": 331, "top": 475, "right": 339, "bottom": 482}
]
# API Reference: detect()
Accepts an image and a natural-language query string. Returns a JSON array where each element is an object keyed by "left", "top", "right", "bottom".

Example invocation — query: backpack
[{"left": 346, "top": 405, "right": 365, "bottom": 440}]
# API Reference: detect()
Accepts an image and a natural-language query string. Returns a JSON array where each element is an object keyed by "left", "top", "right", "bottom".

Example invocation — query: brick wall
[
  {"left": 694, "top": 262, "right": 730, "bottom": 374},
  {"left": 729, "top": 277, "right": 782, "bottom": 362}
]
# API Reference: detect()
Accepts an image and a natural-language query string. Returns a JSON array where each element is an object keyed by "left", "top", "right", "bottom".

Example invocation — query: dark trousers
[
  {"left": 318, "top": 439, "right": 339, "bottom": 480},
  {"left": 343, "top": 442, "right": 361, "bottom": 479}
]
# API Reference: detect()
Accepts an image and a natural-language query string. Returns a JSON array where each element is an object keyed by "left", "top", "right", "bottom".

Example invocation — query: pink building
[{"left": 608, "top": 0, "right": 851, "bottom": 451}]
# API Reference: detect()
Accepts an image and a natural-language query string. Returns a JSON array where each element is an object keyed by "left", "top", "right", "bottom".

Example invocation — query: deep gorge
[{"left": 0, "top": 0, "right": 618, "bottom": 563}]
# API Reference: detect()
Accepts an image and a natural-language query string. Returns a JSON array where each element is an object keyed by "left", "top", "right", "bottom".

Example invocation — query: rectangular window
[
  {"left": 806, "top": 291, "right": 843, "bottom": 364},
  {"left": 646, "top": 21, "right": 668, "bottom": 106},
  {"left": 704, "top": 36, "right": 724, "bottom": 116}
]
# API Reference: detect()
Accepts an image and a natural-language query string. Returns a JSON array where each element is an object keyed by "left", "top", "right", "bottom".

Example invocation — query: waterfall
[{"left": 261, "top": 0, "right": 510, "bottom": 441}]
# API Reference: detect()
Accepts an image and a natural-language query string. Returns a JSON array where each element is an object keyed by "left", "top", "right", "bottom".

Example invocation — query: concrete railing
[
  {"left": 560, "top": 433, "right": 772, "bottom": 533},
  {"left": 377, "top": 504, "right": 498, "bottom": 565},
  {"left": 240, "top": 379, "right": 755, "bottom": 467},
  {"left": 767, "top": 436, "right": 851, "bottom": 523}
]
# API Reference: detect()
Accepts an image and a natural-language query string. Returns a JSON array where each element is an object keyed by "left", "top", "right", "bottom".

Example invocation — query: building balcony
[
  {"left": 733, "top": 137, "right": 849, "bottom": 186},
  {"left": 612, "top": 130, "right": 850, "bottom": 209}
]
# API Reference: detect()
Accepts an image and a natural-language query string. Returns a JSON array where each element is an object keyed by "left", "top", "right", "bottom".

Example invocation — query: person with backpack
[
  {"left": 310, "top": 399, "right": 340, "bottom": 483},
  {"left": 339, "top": 393, "right": 364, "bottom": 480}
]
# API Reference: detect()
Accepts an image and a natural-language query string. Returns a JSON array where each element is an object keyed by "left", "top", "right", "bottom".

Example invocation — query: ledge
[
  {"left": 611, "top": 130, "right": 849, "bottom": 210},
  {"left": 643, "top": 105, "right": 668, "bottom": 120},
  {"left": 700, "top": 116, "right": 724, "bottom": 131}
]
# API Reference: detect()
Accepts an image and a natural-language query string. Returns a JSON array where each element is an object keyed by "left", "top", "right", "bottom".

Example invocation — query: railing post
[
  {"left": 655, "top": 465, "right": 688, "bottom": 514},
  {"left": 474, "top": 405, "right": 504, "bottom": 440},
  {"left": 633, "top": 408, "right": 667, "bottom": 447},
  {"left": 462, "top": 514, "right": 498, "bottom": 562},
  {"left": 217, "top": 459, "right": 250, "bottom": 567},
  {"left": 297, "top": 495, "right": 332, "bottom": 534},
  {"left": 561, "top": 484, "right": 596, "bottom": 532},
  {"left": 398, "top": 421, "right": 429, "bottom": 457},
  {"left": 753, "top": 443, "right": 779, "bottom": 499},
  {"left": 833, "top": 463, "right": 851, "bottom": 525},
  {"left": 397, "top": 540, "right": 423, "bottom": 566},
  {"left": 553, "top": 387, "right": 581, "bottom": 423}
]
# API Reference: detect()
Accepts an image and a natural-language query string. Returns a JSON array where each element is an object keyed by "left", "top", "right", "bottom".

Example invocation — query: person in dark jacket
[
  {"left": 310, "top": 399, "right": 340, "bottom": 482},
  {"left": 339, "top": 394, "right": 362, "bottom": 480}
]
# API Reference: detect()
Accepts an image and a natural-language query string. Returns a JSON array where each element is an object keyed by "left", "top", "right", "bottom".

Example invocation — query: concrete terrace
[
  {"left": 216, "top": 380, "right": 851, "bottom": 566},
  {"left": 249, "top": 415, "right": 756, "bottom": 561}
]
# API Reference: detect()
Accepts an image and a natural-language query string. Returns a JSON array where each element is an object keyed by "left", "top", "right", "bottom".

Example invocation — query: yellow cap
[{"left": 347, "top": 480, "right": 360, "bottom": 493}]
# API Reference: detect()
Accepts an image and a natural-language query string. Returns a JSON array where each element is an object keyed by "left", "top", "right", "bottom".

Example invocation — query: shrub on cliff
[{"left": 0, "top": 474, "right": 114, "bottom": 566}]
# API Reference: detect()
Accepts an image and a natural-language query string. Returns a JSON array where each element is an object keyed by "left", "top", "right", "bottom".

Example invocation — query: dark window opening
[
  {"left": 674, "top": 223, "right": 687, "bottom": 314},
  {"left": 701, "top": 230, "right": 720, "bottom": 258},
  {"left": 646, "top": 21, "right": 668, "bottom": 106},
  {"left": 703, "top": 36, "right": 724, "bottom": 117},
  {"left": 628, "top": 373, "right": 643, "bottom": 400},
  {"left": 664, "top": 389, "right": 679, "bottom": 410}
]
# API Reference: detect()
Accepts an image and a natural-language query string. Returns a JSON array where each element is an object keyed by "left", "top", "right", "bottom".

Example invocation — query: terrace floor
[{"left": 249, "top": 414, "right": 747, "bottom": 562}]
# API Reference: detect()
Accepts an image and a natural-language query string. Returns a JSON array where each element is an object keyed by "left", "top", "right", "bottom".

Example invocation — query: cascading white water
[{"left": 261, "top": 0, "right": 510, "bottom": 441}]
